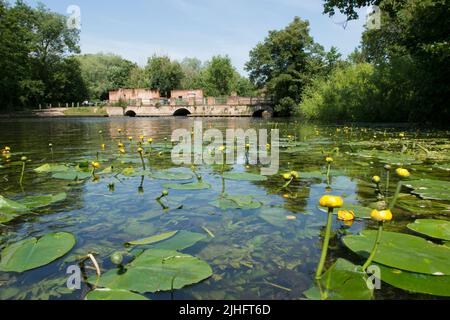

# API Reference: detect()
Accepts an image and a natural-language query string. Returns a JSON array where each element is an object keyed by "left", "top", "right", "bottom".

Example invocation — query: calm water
[{"left": 0, "top": 117, "right": 449, "bottom": 300}]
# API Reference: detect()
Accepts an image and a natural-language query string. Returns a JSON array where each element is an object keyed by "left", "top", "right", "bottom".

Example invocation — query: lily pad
[
  {"left": 18, "top": 193, "right": 67, "bottom": 210},
  {"left": 34, "top": 163, "right": 70, "bottom": 173},
  {"left": 162, "top": 182, "right": 211, "bottom": 190},
  {"left": 52, "top": 171, "right": 91, "bottom": 181},
  {"left": 210, "top": 195, "right": 262, "bottom": 210},
  {"left": 149, "top": 231, "right": 206, "bottom": 251},
  {"left": 259, "top": 207, "right": 289, "bottom": 227},
  {"left": 93, "top": 249, "right": 212, "bottom": 293},
  {"left": 125, "top": 231, "right": 178, "bottom": 246},
  {"left": 222, "top": 172, "right": 268, "bottom": 182},
  {"left": 343, "top": 230, "right": 450, "bottom": 275},
  {"left": 377, "top": 264, "right": 450, "bottom": 297},
  {"left": 407, "top": 219, "right": 450, "bottom": 241},
  {"left": 151, "top": 171, "right": 193, "bottom": 181},
  {"left": 0, "top": 195, "right": 30, "bottom": 223},
  {"left": 304, "top": 259, "right": 373, "bottom": 300},
  {"left": 404, "top": 179, "right": 450, "bottom": 201},
  {"left": 0, "top": 232, "right": 76, "bottom": 273},
  {"left": 85, "top": 289, "right": 149, "bottom": 300}
]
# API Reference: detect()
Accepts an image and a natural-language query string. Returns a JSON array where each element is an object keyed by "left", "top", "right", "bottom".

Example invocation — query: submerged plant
[{"left": 316, "top": 195, "right": 344, "bottom": 280}]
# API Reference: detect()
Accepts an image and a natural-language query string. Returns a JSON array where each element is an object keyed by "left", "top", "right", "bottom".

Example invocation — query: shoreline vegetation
[{"left": 0, "top": 0, "right": 448, "bottom": 124}]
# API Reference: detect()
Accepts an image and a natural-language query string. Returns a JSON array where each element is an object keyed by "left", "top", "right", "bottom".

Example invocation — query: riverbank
[{"left": 0, "top": 107, "right": 108, "bottom": 118}]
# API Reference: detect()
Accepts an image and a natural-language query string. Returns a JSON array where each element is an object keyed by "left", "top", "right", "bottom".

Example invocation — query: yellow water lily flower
[
  {"left": 137, "top": 147, "right": 144, "bottom": 154},
  {"left": 117, "top": 129, "right": 122, "bottom": 133},
  {"left": 319, "top": 195, "right": 344, "bottom": 209},
  {"left": 372, "top": 176, "right": 381, "bottom": 184},
  {"left": 337, "top": 210, "right": 355, "bottom": 222},
  {"left": 396, "top": 168, "right": 410, "bottom": 178},
  {"left": 148, "top": 138, "right": 153, "bottom": 143},
  {"left": 91, "top": 162, "right": 101, "bottom": 169},
  {"left": 101, "top": 144, "right": 106, "bottom": 150},
  {"left": 140, "top": 135, "right": 145, "bottom": 141},
  {"left": 290, "top": 171, "right": 300, "bottom": 179},
  {"left": 118, "top": 142, "right": 124, "bottom": 148},
  {"left": 325, "top": 157, "right": 334, "bottom": 163},
  {"left": 218, "top": 146, "right": 226, "bottom": 152},
  {"left": 282, "top": 173, "right": 292, "bottom": 181},
  {"left": 128, "top": 136, "right": 133, "bottom": 141},
  {"left": 371, "top": 209, "right": 393, "bottom": 222},
  {"left": 266, "top": 143, "right": 271, "bottom": 149},
  {"left": 118, "top": 147, "right": 126, "bottom": 154},
  {"left": 21, "top": 156, "right": 28, "bottom": 162}
]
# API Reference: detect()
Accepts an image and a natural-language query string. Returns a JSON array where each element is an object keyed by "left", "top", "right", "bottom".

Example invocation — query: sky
[{"left": 26, "top": 0, "right": 369, "bottom": 74}]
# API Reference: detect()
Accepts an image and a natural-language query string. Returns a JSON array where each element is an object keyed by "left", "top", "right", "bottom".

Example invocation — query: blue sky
[{"left": 27, "top": 0, "right": 368, "bottom": 74}]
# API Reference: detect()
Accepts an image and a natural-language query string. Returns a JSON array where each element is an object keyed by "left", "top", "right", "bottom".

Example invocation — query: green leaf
[
  {"left": 93, "top": 249, "right": 212, "bottom": 293},
  {"left": 376, "top": 264, "right": 450, "bottom": 297},
  {"left": 85, "top": 289, "right": 149, "bottom": 300},
  {"left": 52, "top": 171, "right": 91, "bottom": 181},
  {"left": 151, "top": 171, "right": 193, "bottom": 181},
  {"left": 34, "top": 163, "right": 70, "bottom": 173},
  {"left": 149, "top": 231, "right": 206, "bottom": 251},
  {"left": 407, "top": 219, "right": 450, "bottom": 241},
  {"left": 162, "top": 182, "right": 211, "bottom": 190},
  {"left": 0, "top": 195, "right": 30, "bottom": 224},
  {"left": 210, "top": 194, "right": 262, "bottom": 210},
  {"left": 222, "top": 172, "right": 268, "bottom": 181},
  {"left": 125, "top": 231, "right": 178, "bottom": 246},
  {"left": 18, "top": 193, "right": 67, "bottom": 210},
  {"left": 304, "top": 259, "right": 373, "bottom": 300},
  {"left": 0, "top": 232, "right": 76, "bottom": 273},
  {"left": 404, "top": 179, "right": 450, "bottom": 201},
  {"left": 343, "top": 230, "right": 450, "bottom": 275}
]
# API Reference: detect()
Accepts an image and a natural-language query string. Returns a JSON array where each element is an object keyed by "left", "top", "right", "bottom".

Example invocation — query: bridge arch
[
  {"left": 173, "top": 108, "right": 191, "bottom": 117},
  {"left": 125, "top": 110, "right": 137, "bottom": 117},
  {"left": 252, "top": 108, "right": 273, "bottom": 118}
]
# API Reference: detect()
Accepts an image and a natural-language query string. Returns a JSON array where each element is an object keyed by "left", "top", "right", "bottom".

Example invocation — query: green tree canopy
[{"left": 145, "top": 55, "right": 184, "bottom": 97}]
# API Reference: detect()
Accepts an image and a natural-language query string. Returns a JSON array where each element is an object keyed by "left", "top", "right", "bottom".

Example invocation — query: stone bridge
[{"left": 105, "top": 104, "right": 273, "bottom": 117}]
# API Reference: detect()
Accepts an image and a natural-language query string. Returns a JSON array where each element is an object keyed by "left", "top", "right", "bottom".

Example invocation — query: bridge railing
[{"left": 108, "top": 96, "right": 273, "bottom": 107}]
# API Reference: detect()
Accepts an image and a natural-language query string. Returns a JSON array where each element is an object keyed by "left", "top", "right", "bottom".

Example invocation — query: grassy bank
[{"left": 62, "top": 107, "right": 108, "bottom": 117}]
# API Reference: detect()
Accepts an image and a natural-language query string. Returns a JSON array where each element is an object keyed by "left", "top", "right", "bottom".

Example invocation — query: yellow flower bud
[
  {"left": 91, "top": 162, "right": 101, "bottom": 169},
  {"left": 137, "top": 147, "right": 144, "bottom": 154},
  {"left": 396, "top": 168, "right": 410, "bottom": 178},
  {"left": 128, "top": 136, "right": 133, "bottom": 141},
  {"left": 148, "top": 138, "right": 153, "bottom": 143},
  {"left": 101, "top": 144, "right": 106, "bottom": 150},
  {"left": 290, "top": 171, "right": 300, "bottom": 179},
  {"left": 326, "top": 157, "right": 334, "bottom": 163},
  {"left": 319, "top": 195, "right": 344, "bottom": 209},
  {"left": 140, "top": 135, "right": 145, "bottom": 141},
  {"left": 282, "top": 173, "right": 292, "bottom": 181},
  {"left": 372, "top": 176, "right": 381, "bottom": 184},
  {"left": 118, "top": 147, "right": 126, "bottom": 154},
  {"left": 118, "top": 142, "right": 124, "bottom": 148},
  {"left": 371, "top": 209, "right": 393, "bottom": 222},
  {"left": 218, "top": 146, "right": 226, "bottom": 152},
  {"left": 337, "top": 210, "right": 355, "bottom": 222}
]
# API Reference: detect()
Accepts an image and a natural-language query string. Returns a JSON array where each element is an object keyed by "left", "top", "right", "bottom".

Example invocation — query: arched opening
[
  {"left": 173, "top": 108, "right": 191, "bottom": 117},
  {"left": 125, "top": 110, "right": 136, "bottom": 117},
  {"left": 252, "top": 109, "right": 265, "bottom": 118}
]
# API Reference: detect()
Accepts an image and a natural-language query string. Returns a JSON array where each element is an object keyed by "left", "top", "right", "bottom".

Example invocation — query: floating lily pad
[
  {"left": 376, "top": 264, "right": 450, "bottom": 297},
  {"left": 319, "top": 203, "right": 373, "bottom": 219},
  {"left": 433, "top": 163, "right": 450, "bottom": 172},
  {"left": 0, "top": 232, "right": 76, "bottom": 273},
  {"left": 0, "top": 196, "right": 30, "bottom": 223},
  {"left": 149, "top": 231, "right": 206, "bottom": 251},
  {"left": 34, "top": 163, "right": 70, "bottom": 173},
  {"left": 18, "top": 193, "right": 67, "bottom": 210},
  {"left": 259, "top": 207, "right": 289, "bottom": 227},
  {"left": 85, "top": 289, "right": 149, "bottom": 300},
  {"left": 162, "top": 182, "right": 211, "bottom": 190},
  {"left": 125, "top": 231, "right": 178, "bottom": 246},
  {"left": 304, "top": 259, "right": 373, "bottom": 300},
  {"left": 343, "top": 230, "right": 450, "bottom": 275},
  {"left": 407, "top": 219, "right": 450, "bottom": 241},
  {"left": 396, "top": 195, "right": 450, "bottom": 215},
  {"left": 93, "top": 249, "right": 212, "bottom": 293},
  {"left": 222, "top": 172, "right": 268, "bottom": 182},
  {"left": 404, "top": 179, "right": 450, "bottom": 201},
  {"left": 151, "top": 171, "right": 193, "bottom": 181},
  {"left": 210, "top": 195, "right": 262, "bottom": 210},
  {"left": 348, "top": 150, "right": 422, "bottom": 165},
  {"left": 52, "top": 171, "right": 91, "bottom": 181}
]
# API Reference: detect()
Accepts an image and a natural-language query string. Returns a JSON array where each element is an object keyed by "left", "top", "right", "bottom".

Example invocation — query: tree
[
  {"left": 180, "top": 57, "right": 204, "bottom": 89},
  {"left": 201, "top": 55, "right": 236, "bottom": 97},
  {"left": 245, "top": 17, "right": 335, "bottom": 116},
  {"left": 145, "top": 55, "right": 184, "bottom": 97},
  {"left": 77, "top": 53, "right": 136, "bottom": 100}
]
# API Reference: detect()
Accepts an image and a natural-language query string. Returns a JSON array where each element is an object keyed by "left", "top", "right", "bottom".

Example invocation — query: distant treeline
[{"left": 1, "top": 0, "right": 448, "bottom": 123}]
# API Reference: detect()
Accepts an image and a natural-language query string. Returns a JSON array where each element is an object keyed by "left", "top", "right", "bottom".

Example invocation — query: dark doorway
[{"left": 173, "top": 108, "right": 191, "bottom": 117}]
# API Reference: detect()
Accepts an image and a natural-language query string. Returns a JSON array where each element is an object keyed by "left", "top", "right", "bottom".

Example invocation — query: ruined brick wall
[{"left": 109, "top": 89, "right": 160, "bottom": 101}]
